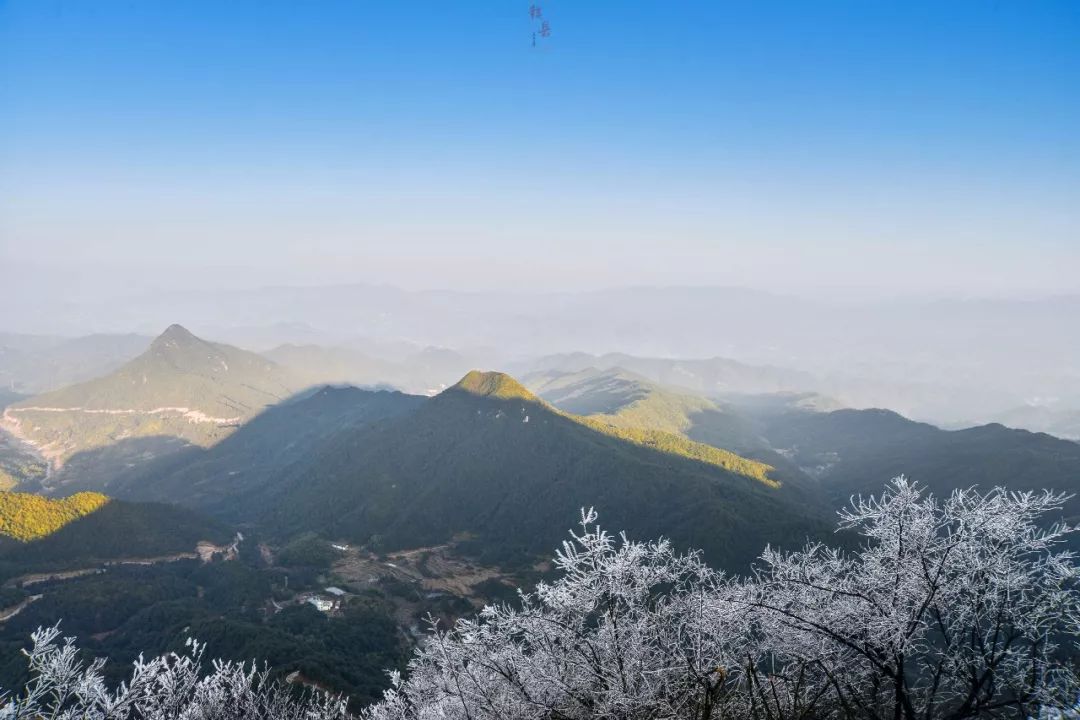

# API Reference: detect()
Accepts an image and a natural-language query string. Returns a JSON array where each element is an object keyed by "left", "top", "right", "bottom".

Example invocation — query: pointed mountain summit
[
  {"left": 446, "top": 370, "right": 538, "bottom": 402},
  {"left": 154, "top": 323, "right": 199, "bottom": 345},
  {"left": 150, "top": 322, "right": 199, "bottom": 347},
  {"left": 145, "top": 324, "right": 246, "bottom": 376}
]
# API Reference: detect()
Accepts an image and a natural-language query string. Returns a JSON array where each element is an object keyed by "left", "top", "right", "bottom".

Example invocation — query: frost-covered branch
[
  {"left": 0, "top": 624, "right": 348, "bottom": 720},
  {"left": 748, "top": 478, "right": 1080, "bottom": 720}
]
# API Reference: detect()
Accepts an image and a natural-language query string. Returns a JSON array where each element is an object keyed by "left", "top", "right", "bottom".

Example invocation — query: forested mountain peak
[{"left": 446, "top": 370, "right": 538, "bottom": 402}]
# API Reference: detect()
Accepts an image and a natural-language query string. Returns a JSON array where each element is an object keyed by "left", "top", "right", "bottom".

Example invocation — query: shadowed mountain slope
[
  {"left": 112, "top": 385, "right": 426, "bottom": 508},
  {"left": 239, "top": 371, "right": 830, "bottom": 571},
  {"left": 0, "top": 497, "right": 232, "bottom": 582},
  {"left": 751, "top": 407, "right": 1080, "bottom": 523}
]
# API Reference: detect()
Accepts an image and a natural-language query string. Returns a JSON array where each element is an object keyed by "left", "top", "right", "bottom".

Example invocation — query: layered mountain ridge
[{"left": 1, "top": 326, "right": 1077, "bottom": 575}]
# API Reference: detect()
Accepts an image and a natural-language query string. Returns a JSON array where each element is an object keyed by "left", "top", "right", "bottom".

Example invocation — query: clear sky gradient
[{"left": 1, "top": 0, "right": 1077, "bottom": 296}]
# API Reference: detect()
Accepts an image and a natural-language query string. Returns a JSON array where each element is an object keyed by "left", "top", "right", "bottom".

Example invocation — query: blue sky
[{"left": 1, "top": 0, "right": 1077, "bottom": 295}]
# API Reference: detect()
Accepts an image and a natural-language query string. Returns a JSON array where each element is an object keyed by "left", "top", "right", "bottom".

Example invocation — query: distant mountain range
[
  {"left": 524, "top": 353, "right": 823, "bottom": 399},
  {"left": 4, "top": 306, "right": 1079, "bottom": 439},
  {"left": 993, "top": 404, "right": 1080, "bottom": 444},
  {"left": 525, "top": 366, "right": 819, "bottom": 483},
  {"left": 0, "top": 332, "right": 152, "bottom": 395},
  {"left": 264, "top": 343, "right": 476, "bottom": 395},
  {"left": 6, "top": 283, "right": 1077, "bottom": 435},
  {"left": 519, "top": 351, "right": 1071, "bottom": 438},
  {"left": 21, "top": 324, "right": 298, "bottom": 416}
]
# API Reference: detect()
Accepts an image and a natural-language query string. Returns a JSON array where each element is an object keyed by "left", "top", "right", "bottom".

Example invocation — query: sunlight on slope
[
  {"left": 0, "top": 491, "right": 110, "bottom": 542},
  {"left": 574, "top": 417, "right": 778, "bottom": 487}
]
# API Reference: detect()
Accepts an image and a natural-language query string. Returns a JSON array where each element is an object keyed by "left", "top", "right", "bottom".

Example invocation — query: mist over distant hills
[
  {"left": 8, "top": 284, "right": 1076, "bottom": 365},
  {"left": 2, "top": 284, "right": 1078, "bottom": 437},
  {"left": 0, "top": 333, "right": 152, "bottom": 395}
]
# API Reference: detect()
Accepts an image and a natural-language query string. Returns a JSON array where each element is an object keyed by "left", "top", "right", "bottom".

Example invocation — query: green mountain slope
[
  {"left": 17, "top": 324, "right": 298, "bottom": 414},
  {"left": 527, "top": 367, "right": 699, "bottom": 423},
  {"left": 416, "top": 370, "right": 777, "bottom": 484},
  {"left": 1, "top": 325, "right": 303, "bottom": 484},
  {"left": 527, "top": 367, "right": 807, "bottom": 482},
  {"left": 241, "top": 371, "right": 830, "bottom": 571},
  {"left": 528, "top": 366, "right": 762, "bottom": 443}
]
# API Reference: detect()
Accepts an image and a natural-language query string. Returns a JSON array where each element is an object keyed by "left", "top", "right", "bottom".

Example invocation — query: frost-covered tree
[
  {"left": 364, "top": 480, "right": 1080, "bottom": 720},
  {"left": 363, "top": 508, "right": 757, "bottom": 720},
  {"left": 747, "top": 477, "right": 1080, "bottom": 720},
  {"left": 0, "top": 624, "right": 348, "bottom": 720}
]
